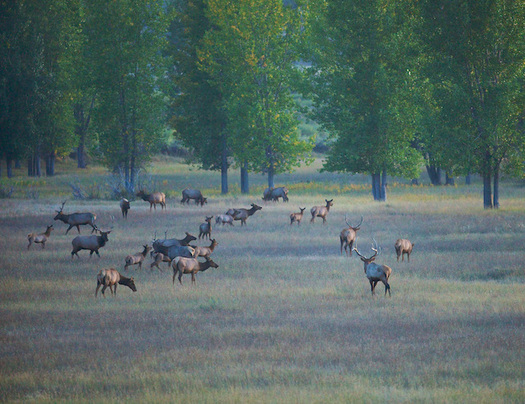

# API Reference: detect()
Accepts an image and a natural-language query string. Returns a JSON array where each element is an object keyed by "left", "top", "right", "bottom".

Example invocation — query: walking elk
[
  {"left": 181, "top": 189, "right": 207, "bottom": 206},
  {"left": 54, "top": 201, "right": 97, "bottom": 234},
  {"left": 226, "top": 203, "right": 262, "bottom": 226},
  {"left": 172, "top": 256, "right": 219, "bottom": 285},
  {"left": 124, "top": 244, "right": 152, "bottom": 270},
  {"left": 340, "top": 216, "right": 363, "bottom": 256},
  {"left": 136, "top": 190, "right": 166, "bottom": 211},
  {"left": 71, "top": 229, "right": 111, "bottom": 258},
  {"left": 27, "top": 225, "right": 53, "bottom": 249},
  {"left": 310, "top": 199, "right": 333, "bottom": 224},
  {"left": 290, "top": 207, "right": 306, "bottom": 225},
  {"left": 353, "top": 239, "right": 392, "bottom": 297}
]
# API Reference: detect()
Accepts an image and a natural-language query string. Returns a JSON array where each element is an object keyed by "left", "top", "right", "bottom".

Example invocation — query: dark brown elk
[
  {"left": 353, "top": 239, "right": 392, "bottom": 297},
  {"left": 152, "top": 232, "right": 197, "bottom": 260},
  {"left": 150, "top": 252, "right": 172, "bottom": 271},
  {"left": 54, "top": 201, "right": 97, "bottom": 234},
  {"left": 340, "top": 215, "right": 363, "bottom": 256},
  {"left": 310, "top": 199, "right": 333, "bottom": 224},
  {"left": 172, "top": 256, "right": 219, "bottom": 285},
  {"left": 71, "top": 229, "right": 111, "bottom": 258},
  {"left": 290, "top": 207, "right": 306, "bottom": 225},
  {"left": 193, "top": 239, "right": 218, "bottom": 258},
  {"left": 215, "top": 214, "right": 234, "bottom": 226},
  {"left": 95, "top": 268, "right": 137, "bottom": 297},
  {"left": 136, "top": 190, "right": 166, "bottom": 211},
  {"left": 226, "top": 203, "right": 262, "bottom": 226},
  {"left": 199, "top": 216, "right": 213, "bottom": 240},
  {"left": 27, "top": 225, "right": 53, "bottom": 249},
  {"left": 263, "top": 187, "right": 289, "bottom": 202},
  {"left": 181, "top": 189, "right": 207, "bottom": 206},
  {"left": 120, "top": 198, "right": 130, "bottom": 218},
  {"left": 124, "top": 245, "right": 152, "bottom": 270},
  {"left": 395, "top": 239, "right": 415, "bottom": 262}
]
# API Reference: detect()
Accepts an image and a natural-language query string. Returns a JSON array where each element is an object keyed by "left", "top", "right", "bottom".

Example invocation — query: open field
[{"left": 1, "top": 159, "right": 524, "bottom": 403}]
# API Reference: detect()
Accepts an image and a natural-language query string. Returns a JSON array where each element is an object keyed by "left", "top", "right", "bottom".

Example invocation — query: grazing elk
[
  {"left": 172, "top": 256, "right": 219, "bottom": 285},
  {"left": 395, "top": 239, "right": 415, "bottom": 262},
  {"left": 310, "top": 199, "right": 334, "bottom": 224},
  {"left": 215, "top": 214, "right": 234, "bottom": 226},
  {"left": 353, "top": 239, "right": 392, "bottom": 297},
  {"left": 192, "top": 239, "right": 218, "bottom": 258},
  {"left": 120, "top": 198, "right": 130, "bottom": 218},
  {"left": 226, "top": 203, "right": 262, "bottom": 226},
  {"left": 340, "top": 216, "right": 363, "bottom": 256},
  {"left": 290, "top": 207, "right": 306, "bottom": 225},
  {"left": 199, "top": 216, "right": 213, "bottom": 240},
  {"left": 54, "top": 201, "right": 97, "bottom": 234},
  {"left": 150, "top": 252, "right": 172, "bottom": 271},
  {"left": 181, "top": 189, "right": 207, "bottom": 206},
  {"left": 136, "top": 190, "right": 166, "bottom": 211},
  {"left": 263, "top": 187, "right": 289, "bottom": 202},
  {"left": 95, "top": 268, "right": 137, "bottom": 297},
  {"left": 124, "top": 244, "right": 152, "bottom": 271},
  {"left": 27, "top": 225, "right": 54, "bottom": 249},
  {"left": 71, "top": 229, "right": 111, "bottom": 258}
]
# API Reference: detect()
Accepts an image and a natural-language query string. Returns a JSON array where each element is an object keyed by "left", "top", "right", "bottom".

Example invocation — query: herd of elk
[
  {"left": 95, "top": 268, "right": 137, "bottom": 297},
  {"left": 137, "top": 190, "right": 166, "bottom": 211},
  {"left": 310, "top": 199, "right": 333, "bottom": 224},
  {"left": 27, "top": 225, "right": 53, "bottom": 249},
  {"left": 340, "top": 216, "right": 363, "bottom": 256},
  {"left": 54, "top": 201, "right": 97, "bottom": 234}
]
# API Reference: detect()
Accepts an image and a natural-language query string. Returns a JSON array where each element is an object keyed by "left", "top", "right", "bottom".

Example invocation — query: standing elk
[
  {"left": 150, "top": 252, "right": 172, "bottom": 271},
  {"left": 124, "top": 244, "right": 152, "bottom": 271},
  {"left": 27, "top": 225, "right": 54, "bottom": 249},
  {"left": 54, "top": 201, "right": 97, "bottom": 234},
  {"left": 181, "top": 189, "right": 207, "bottom": 206},
  {"left": 120, "top": 198, "right": 130, "bottom": 218},
  {"left": 136, "top": 190, "right": 166, "bottom": 211},
  {"left": 395, "top": 239, "right": 415, "bottom": 262},
  {"left": 71, "top": 229, "right": 111, "bottom": 258},
  {"left": 172, "top": 256, "right": 219, "bottom": 285},
  {"left": 226, "top": 203, "right": 262, "bottom": 226},
  {"left": 353, "top": 239, "right": 392, "bottom": 297},
  {"left": 95, "top": 268, "right": 137, "bottom": 297},
  {"left": 263, "top": 186, "right": 289, "bottom": 202},
  {"left": 215, "top": 214, "right": 234, "bottom": 226},
  {"left": 152, "top": 231, "right": 196, "bottom": 259},
  {"left": 290, "top": 207, "right": 306, "bottom": 225},
  {"left": 192, "top": 239, "right": 219, "bottom": 258},
  {"left": 340, "top": 215, "right": 363, "bottom": 256},
  {"left": 310, "top": 199, "right": 334, "bottom": 224},
  {"left": 199, "top": 216, "right": 213, "bottom": 240}
]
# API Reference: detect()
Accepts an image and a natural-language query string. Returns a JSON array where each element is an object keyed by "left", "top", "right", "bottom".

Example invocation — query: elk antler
[
  {"left": 345, "top": 215, "right": 363, "bottom": 229},
  {"left": 56, "top": 200, "right": 67, "bottom": 213},
  {"left": 353, "top": 238, "right": 379, "bottom": 261}
]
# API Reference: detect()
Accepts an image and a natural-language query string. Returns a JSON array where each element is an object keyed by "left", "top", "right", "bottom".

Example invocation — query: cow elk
[
  {"left": 95, "top": 268, "right": 137, "bottom": 297},
  {"left": 152, "top": 231, "right": 197, "bottom": 259},
  {"left": 199, "top": 216, "right": 213, "bottom": 240},
  {"left": 136, "top": 190, "right": 166, "bottom": 211},
  {"left": 290, "top": 207, "right": 306, "bottom": 225},
  {"left": 353, "top": 239, "right": 392, "bottom": 297},
  {"left": 263, "top": 186, "right": 289, "bottom": 202},
  {"left": 124, "top": 244, "right": 152, "bottom": 271},
  {"left": 310, "top": 199, "right": 334, "bottom": 224},
  {"left": 120, "top": 198, "right": 130, "bottom": 218},
  {"left": 181, "top": 189, "right": 207, "bottom": 206},
  {"left": 193, "top": 239, "right": 218, "bottom": 258},
  {"left": 172, "top": 256, "right": 219, "bottom": 285},
  {"left": 54, "top": 201, "right": 97, "bottom": 234},
  {"left": 395, "top": 239, "right": 415, "bottom": 262},
  {"left": 150, "top": 252, "right": 172, "bottom": 271},
  {"left": 27, "top": 225, "right": 54, "bottom": 249},
  {"left": 340, "top": 215, "right": 363, "bottom": 256},
  {"left": 215, "top": 214, "right": 234, "bottom": 226},
  {"left": 71, "top": 229, "right": 111, "bottom": 258},
  {"left": 226, "top": 203, "right": 262, "bottom": 226}
]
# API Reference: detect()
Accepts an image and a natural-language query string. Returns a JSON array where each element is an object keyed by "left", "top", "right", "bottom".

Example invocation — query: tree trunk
[
  {"left": 28, "top": 154, "right": 41, "bottom": 177},
  {"left": 371, "top": 173, "right": 381, "bottom": 201},
  {"left": 445, "top": 171, "right": 455, "bottom": 186},
  {"left": 483, "top": 151, "right": 492, "bottom": 209},
  {"left": 493, "top": 163, "right": 500, "bottom": 209},
  {"left": 221, "top": 133, "right": 228, "bottom": 194},
  {"left": 465, "top": 173, "right": 471, "bottom": 185},
  {"left": 77, "top": 144, "right": 86, "bottom": 169},
  {"left": 45, "top": 152, "right": 55, "bottom": 176},
  {"left": 426, "top": 165, "right": 442, "bottom": 185},
  {"left": 14, "top": 159, "right": 21, "bottom": 169},
  {"left": 266, "top": 145, "right": 275, "bottom": 189},
  {"left": 240, "top": 162, "right": 249, "bottom": 194},
  {"left": 6, "top": 158, "right": 13, "bottom": 178},
  {"left": 380, "top": 169, "right": 387, "bottom": 201}
]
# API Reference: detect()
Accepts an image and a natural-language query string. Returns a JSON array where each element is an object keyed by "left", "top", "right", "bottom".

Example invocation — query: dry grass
[{"left": 0, "top": 166, "right": 524, "bottom": 403}]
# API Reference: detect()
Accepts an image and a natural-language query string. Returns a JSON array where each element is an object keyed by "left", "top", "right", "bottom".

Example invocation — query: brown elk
[
  {"left": 310, "top": 199, "right": 333, "bottom": 224},
  {"left": 95, "top": 268, "right": 137, "bottom": 297},
  {"left": 54, "top": 201, "right": 97, "bottom": 234},
  {"left": 395, "top": 239, "right": 415, "bottom": 262},
  {"left": 172, "top": 256, "right": 219, "bottom": 285},
  {"left": 150, "top": 252, "right": 172, "bottom": 271},
  {"left": 226, "top": 203, "right": 262, "bottom": 226},
  {"left": 263, "top": 187, "right": 289, "bottom": 202},
  {"left": 340, "top": 215, "right": 363, "bottom": 256},
  {"left": 120, "top": 198, "right": 130, "bottom": 218},
  {"left": 136, "top": 190, "right": 166, "bottom": 211},
  {"left": 290, "top": 207, "right": 306, "bottom": 225},
  {"left": 215, "top": 214, "right": 234, "bottom": 226},
  {"left": 124, "top": 244, "right": 152, "bottom": 271},
  {"left": 353, "top": 239, "right": 392, "bottom": 297},
  {"left": 199, "top": 216, "right": 213, "bottom": 240},
  {"left": 193, "top": 239, "right": 218, "bottom": 258},
  {"left": 71, "top": 229, "right": 111, "bottom": 258},
  {"left": 27, "top": 225, "right": 53, "bottom": 249},
  {"left": 151, "top": 231, "right": 197, "bottom": 259},
  {"left": 181, "top": 189, "right": 207, "bottom": 206}
]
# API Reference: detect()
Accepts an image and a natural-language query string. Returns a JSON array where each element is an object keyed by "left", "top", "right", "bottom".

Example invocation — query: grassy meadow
[{"left": 0, "top": 157, "right": 524, "bottom": 403}]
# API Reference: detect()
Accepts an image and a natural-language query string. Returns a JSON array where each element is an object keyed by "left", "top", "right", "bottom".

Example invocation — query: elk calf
[
  {"left": 193, "top": 239, "right": 218, "bottom": 258},
  {"left": 172, "top": 256, "right": 219, "bottom": 285},
  {"left": 290, "top": 207, "right": 306, "bottom": 225},
  {"left": 199, "top": 216, "right": 213, "bottom": 240},
  {"left": 310, "top": 199, "right": 333, "bottom": 224},
  {"left": 150, "top": 252, "right": 172, "bottom": 271},
  {"left": 136, "top": 190, "right": 166, "bottom": 211},
  {"left": 120, "top": 198, "right": 130, "bottom": 218},
  {"left": 395, "top": 239, "right": 414, "bottom": 262},
  {"left": 340, "top": 216, "right": 363, "bottom": 256},
  {"left": 124, "top": 244, "right": 152, "bottom": 271},
  {"left": 27, "top": 225, "right": 54, "bottom": 249},
  {"left": 95, "top": 268, "right": 137, "bottom": 297},
  {"left": 71, "top": 230, "right": 111, "bottom": 258},
  {"left": 353, "top": 239, "right": 392, "bottom": 297}
]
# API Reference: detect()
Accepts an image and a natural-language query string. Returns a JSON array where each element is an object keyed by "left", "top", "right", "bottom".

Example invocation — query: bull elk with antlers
[
  {"left": 54, "top": 201, "right": 97, "bottom": 234},
  {"left": 353, "top": 239, "right": 392, "bottom": 297},
  {"left": 340, "top": 216, "right": 363, "bottom": 256}
]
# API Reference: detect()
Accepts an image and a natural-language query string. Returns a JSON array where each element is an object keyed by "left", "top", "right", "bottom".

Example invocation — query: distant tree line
[{"left": 0, "top": 0, "right": 523, "bottom": 207}]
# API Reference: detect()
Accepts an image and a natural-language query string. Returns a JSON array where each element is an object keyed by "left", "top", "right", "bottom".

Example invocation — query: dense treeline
[{"left": 0, "top": 0, "right": 523, "bottom": 207}]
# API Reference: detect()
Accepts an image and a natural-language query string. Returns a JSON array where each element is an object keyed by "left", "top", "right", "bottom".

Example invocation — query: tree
[
  {"left": 83, "top": 0, "right": 170, "bottom": 193},
  {"left": 306, "top": 0, "right": 421, "bottom": 201},
  {"left": 199, "top": 0, "right": 314, "bottom": 189}
]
